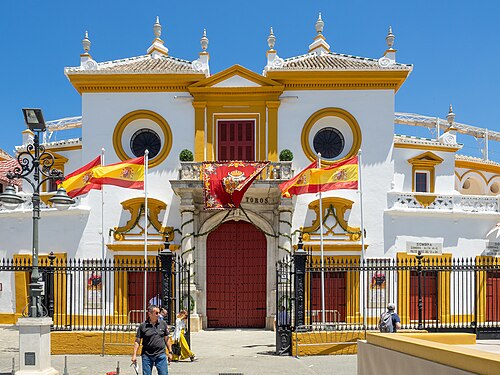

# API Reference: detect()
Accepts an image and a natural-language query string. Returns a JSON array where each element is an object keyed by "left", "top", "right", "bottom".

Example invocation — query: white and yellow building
[{"left": 0, "top": 15, "right": 499, "bottom": 329}]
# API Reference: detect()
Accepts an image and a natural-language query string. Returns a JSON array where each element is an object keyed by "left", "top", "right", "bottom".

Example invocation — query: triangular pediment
[
  {"left": 190, "top": 65, "right": 282, "bottom": 88},
  {"left": 408, "top": 151, "right": 444, "bottom": 166}
]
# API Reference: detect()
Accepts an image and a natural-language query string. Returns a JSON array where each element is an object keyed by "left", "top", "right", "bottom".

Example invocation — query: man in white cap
[{"left": 379, "top": 303, "right": 401, "bottom": 333}]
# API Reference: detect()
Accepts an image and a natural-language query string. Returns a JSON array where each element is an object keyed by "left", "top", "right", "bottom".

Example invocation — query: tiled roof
[
  {"left": 456, "top": 154, "right": 500, "bottom": 167},
  {"left": 269, "top": 52, "right": 412, "bottom": 71},
  {"left": 65, "top": 54, "right": 201, "bottom": 74},
  {"left": 0, "top": 158, "right": 22, "bottom": 188}
]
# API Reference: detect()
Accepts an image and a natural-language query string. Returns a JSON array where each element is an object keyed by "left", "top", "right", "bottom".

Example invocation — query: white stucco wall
[{"left": 278, "top": 89, "right": 395, "bottom": 255}]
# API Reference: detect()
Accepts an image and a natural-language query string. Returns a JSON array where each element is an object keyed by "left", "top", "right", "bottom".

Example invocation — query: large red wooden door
[
  {"left": 206, "top": 221, "right": 267, "bottom": 328},
  {"left": 486, "top": 271, "right": 500, "bottom": 322},
  {"left": 410, "top": 271, "right": 438, "bottom": 321},
  {"left": 311, "top": 272, "right": 347, "bottom": 323},
  {"left": 217, "top": 120, "right": 255, "bottom": 161}
]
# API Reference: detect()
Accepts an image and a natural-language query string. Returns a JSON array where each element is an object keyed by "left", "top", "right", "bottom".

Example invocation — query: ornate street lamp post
[
  {"left": 0, "top": 108, "right": 74, "bottom": 374},
  {"left": 0, "top": 109, "right": 74, "bottom": 318},
  {"left": 416, "top": 250, "right": 424, "bottom": 330}
]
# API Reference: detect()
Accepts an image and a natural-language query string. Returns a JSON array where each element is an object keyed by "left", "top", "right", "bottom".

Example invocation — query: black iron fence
[
  {"left": 0, "top": 251, "right": 192, "bottom": 336},
  {"left": 276, "top": 246, "right": 500, "bottom": 353}
]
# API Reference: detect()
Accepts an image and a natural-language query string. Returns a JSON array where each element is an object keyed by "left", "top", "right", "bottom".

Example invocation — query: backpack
[{"left": 379, "top": 311, "right": 394, "bottom": 333}]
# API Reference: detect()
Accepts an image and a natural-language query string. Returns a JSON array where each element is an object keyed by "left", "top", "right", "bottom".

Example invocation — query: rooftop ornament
[
  {"left": 308, "top": 12, "right": 330, "bottom": 54},
  {"left": 386, "top": 26, "right": 395, "bottom": 50},
  {"left": 267, "top": 27, "right": 276, "bottom": 51},
  {"left": 148, "top": 16, "right": 169, "bottom": 57},
  {"left": 200, "top": 29, "right": 209, "bottom": 52}
]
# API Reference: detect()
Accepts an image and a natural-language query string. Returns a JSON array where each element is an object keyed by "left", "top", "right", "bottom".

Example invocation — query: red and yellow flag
[
  {"left": 280, "top": 156, "right": 358, "bottom": 197},
  {"left": 60, "top": 156, "right": 101, "bottom": 198},
  {"left": 90, "top": 156, "right": 145, "bottom": 189}
]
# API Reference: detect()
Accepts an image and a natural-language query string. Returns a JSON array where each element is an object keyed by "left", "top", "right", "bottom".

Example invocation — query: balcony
[
  {"left": 178, "top": 161, "right": 293, "bottom": 181},
  {"left": 387, "top": 191, "right": 499, "bottom": 213}
]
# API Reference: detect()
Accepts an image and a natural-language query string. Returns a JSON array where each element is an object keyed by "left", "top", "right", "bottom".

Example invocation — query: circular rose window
[
  {"left": 313, "top": 127, "right": 345, "bottom": 159},
  {"left": 130, "top": 129, "right": 161, "bottom": 159}
]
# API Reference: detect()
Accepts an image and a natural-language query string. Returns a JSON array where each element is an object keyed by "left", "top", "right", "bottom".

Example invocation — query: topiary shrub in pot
[
  {"left": 179, "top": 149, "right": 194, "bottom": 162},
  {"left": 279, "top": 149, "right": 293, "bottom": 161}
]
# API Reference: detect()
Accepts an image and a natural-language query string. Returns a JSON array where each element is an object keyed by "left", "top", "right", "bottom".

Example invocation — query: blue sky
[{"left": 1, "top": 1, "right": 498, "bottom": 159}]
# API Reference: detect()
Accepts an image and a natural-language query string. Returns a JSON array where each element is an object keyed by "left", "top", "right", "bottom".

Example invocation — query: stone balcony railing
[
  {"left": 387, "top": 191, "right": 499, "bottom": 213},
  {"left": 178, "top": 161, "right": 293, "bottom": 181}
]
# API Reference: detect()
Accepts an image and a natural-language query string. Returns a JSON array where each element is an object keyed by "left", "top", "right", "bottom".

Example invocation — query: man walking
[
  {"left": 378, "top": 302, "right": 401, "bottom": 333},
  {"left": 132, "top": 305, "right": 173, "bottom": 375}
]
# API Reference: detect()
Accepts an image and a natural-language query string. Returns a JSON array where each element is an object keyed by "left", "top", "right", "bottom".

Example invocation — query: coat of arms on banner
[{"left": 203, "top": 161, "right": 269, "bottom": 210}]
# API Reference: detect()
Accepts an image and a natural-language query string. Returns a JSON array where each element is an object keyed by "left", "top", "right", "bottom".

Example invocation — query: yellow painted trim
[
  {"left": 396, "top": 253, "right": 451, "bottom": 325},
  {"left": 408, "top": 151, "right": 444, "bottom": 193},
  {"left": 112, "top": 110, "right": 172, "bottom": 168},
  {"left": 303, "top": 197, "right": 361, "bottom": 241},
  {"left": 0, "top": 313, "right": 17, "bottom": 324},
  {"left": 193, "top": 101, "right": 207, "bottom": 162},
  {"left": 394, "top": 143, "right": 461, "bottom": 152},
  {"left": 301, "top": 108, "right": 362, "bottom": 165},
  {"left": 66, "top": 73, "right": 206, "bottom": 94},
  {"left": 303, "top": 243, "right": 368, "bottom": 252},
  {"left": 45, "top": 144, "right": 82, "bottom": 152},
  {"left": 459, "top": 170, "right": 489, "bottom": 185},
  {"left": 267, "top": 100, "right": 280, "bottom": 161},
  {"left": 266, "top": 70, "right": 411, "bottom": 92},
  {"left": 456, "top": 159, "right": 500, "bottom": 174},
  {"left": 414, "top": 194, "right": 437, "bottom": 207},
  {"left": 366, "top": 333, "right": 500, "bottom": 375},
  {"left": 190, "top": 64, "right": 283, "bottom": 88},
  {"left": 107, "top": 243, "right": 169, "bottom": 252},
  {"left": 112, "top": 197, "right": 171, "bottom": 242}
]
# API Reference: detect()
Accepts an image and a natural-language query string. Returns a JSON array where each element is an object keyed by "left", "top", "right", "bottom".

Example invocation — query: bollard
[
  {"left": 11, "top": 357, "right": 15, "bottom": 375},
  {"left": 63, "top": 355, "right": 69, "bottom": 375},
  {"left": 117, "top": 361, "right": 120, "bottom": 374}
]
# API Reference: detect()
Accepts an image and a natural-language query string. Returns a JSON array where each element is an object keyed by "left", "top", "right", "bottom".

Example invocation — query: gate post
[
  {"left": 159, "top": 243, "right": 173, "bottom": 325},
  {"left": 294, "top": 233, "right": 307, "bottom": 327},
  {"left": 47, "top": 251, "right": 56, "bottom": 319},
  {"left": 416, "top": 250, "right": 424, "bottom": 330}
]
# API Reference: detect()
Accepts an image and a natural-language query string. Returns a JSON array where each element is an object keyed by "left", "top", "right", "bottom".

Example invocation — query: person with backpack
[{"left": 379, "top": 303, "right": 401, "bottom": 333}]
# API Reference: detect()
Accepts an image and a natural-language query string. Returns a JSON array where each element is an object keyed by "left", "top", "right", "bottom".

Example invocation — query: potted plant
[
  {"left": 279, "top": 149, "right": 293, "bottom": 161},
  {"left": 179, "top": 149, "right": 194, "bottom": 162}
]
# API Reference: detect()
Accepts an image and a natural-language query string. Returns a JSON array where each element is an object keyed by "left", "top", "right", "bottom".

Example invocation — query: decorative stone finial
[
  {"left": 82, "top": 31, "right": 91, "bottom": 54},
  {"left": 154, "top": 16, "right": 162, "bottom": 39},
  {"left": 315, "top": 13, "right": 324, "bottom": 34},
  {"left": 386, "top": 26, "right": 395, "bottom": 50},
  {"left": 200, "top": 29, "right": 209, "bottom": 52},
  {"left": 309, "top": 13, "right": 330, "bottom": 54},
  {"left": 267, "top": 27, "right": 276, "bottom": 50},
  {"left": 147, "top": 16, "right": 168, "bottom": 57},
  {"left": 447, "top": 104, "right": 455, "bottom": 125}
]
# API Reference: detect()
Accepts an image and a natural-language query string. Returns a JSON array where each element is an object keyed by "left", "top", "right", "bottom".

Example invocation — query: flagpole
[
  {"left": 100, "top": 148, "right": 105, "bottom": 331},
  {"left": 358, "top": 149, "right": 367, "bottom": 331},
  {"left": 143, "top": 150, "right": 149, "bottom": 320},
  {"left": 101, "top": 148, "right": 105, "bottom": 261},
  {"left": 317, "top": 153, "right": 326, "bottom": 327}
]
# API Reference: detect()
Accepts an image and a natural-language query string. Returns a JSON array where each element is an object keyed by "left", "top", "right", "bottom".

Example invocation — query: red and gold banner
[
  {"left": 203, "top": 161, "right": 269, "bottom": 210},
  {"left": 90, "top": 156, "right": 145, "bottom": 190},
  {"left": 280, "top": 156, "right": 358, "bottom": 197},
  {"left": 60, "top": 156, "right": 101, "bottom": 198}
]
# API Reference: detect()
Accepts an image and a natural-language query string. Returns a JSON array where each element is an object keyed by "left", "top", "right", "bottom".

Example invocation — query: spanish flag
[
  {"left": 60, "top": 156, "right": 102, "bottom": 198},
  {"left": 280, "top": 156, "right": 358, "bottom": 197},
  {"left": 90, "top": 156, "right": 145, "bottom": 189}
]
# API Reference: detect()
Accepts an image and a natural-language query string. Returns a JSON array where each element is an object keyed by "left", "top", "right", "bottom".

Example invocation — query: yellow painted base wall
[
  {"left": 292, "top": 330, "right": 429, "bottom": 356},
  {"left": 292, "top": 331, "right": 364, "bottom": 356},
  {"left": 51, "top": 331, "right": 136, "bottom": 355}
]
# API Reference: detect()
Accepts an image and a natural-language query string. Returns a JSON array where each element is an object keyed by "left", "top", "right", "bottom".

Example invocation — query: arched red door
[{"left": 206, "top": 220, "right": 267, "bottom": 328}]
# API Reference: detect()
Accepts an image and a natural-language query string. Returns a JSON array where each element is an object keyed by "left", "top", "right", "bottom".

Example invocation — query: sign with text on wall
[
  {"left": 406, "top": 241, "right": 443, "bottom": 255},
  {"left": 486, "top": 241, "right": 500, "bottom": 256}
]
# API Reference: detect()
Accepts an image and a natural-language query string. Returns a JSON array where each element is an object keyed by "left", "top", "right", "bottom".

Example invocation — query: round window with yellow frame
[
  {"left": 301, "top": 108, "right": 362, "bottom": 165},
  {"left": 113, "top": 110, "right": 172, "bottom": 168}
]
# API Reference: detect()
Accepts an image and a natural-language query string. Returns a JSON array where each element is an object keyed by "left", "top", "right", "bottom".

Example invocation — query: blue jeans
[{"left": 141, "top": 353, "right": 168, "bottom": 375}]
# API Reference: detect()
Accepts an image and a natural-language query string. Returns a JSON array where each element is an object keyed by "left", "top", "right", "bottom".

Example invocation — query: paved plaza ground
[{"left": 0, "top": 325, "right": 356, "bottom": 374}]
